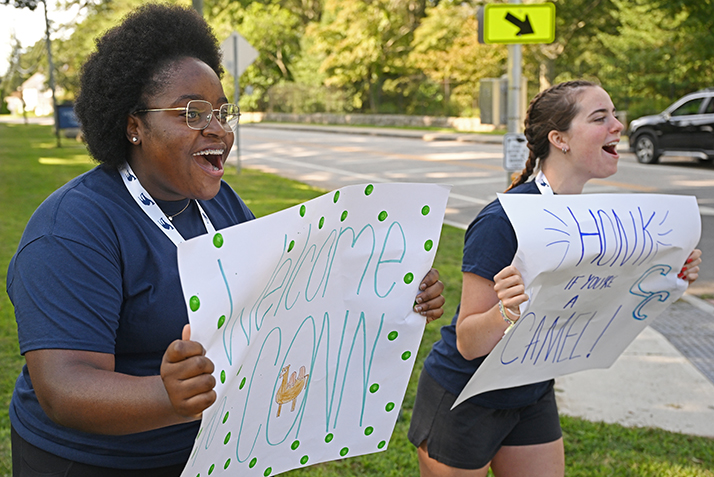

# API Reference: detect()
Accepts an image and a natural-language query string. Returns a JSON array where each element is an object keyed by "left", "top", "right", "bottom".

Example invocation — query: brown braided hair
[{"left": 505, "top": 80, "right": 598, "bottom": 191}]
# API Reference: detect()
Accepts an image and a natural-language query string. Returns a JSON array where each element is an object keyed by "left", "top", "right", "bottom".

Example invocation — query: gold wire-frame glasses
[{"left": 135, "top": 100, "right": 240, "bottom": 132}]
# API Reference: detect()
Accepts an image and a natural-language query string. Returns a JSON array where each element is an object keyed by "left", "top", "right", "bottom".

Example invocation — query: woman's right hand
[
  {"left": 160, "top": 324, "right": 217, "bottom": 419},
  {"left": 493, "top": 265, "right": 529, "bottom": 318},
  {"left": 455, "top": 265, "right": 529, "bottom": 360}
]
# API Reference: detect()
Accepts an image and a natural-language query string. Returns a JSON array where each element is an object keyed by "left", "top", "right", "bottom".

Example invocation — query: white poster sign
[
  {"left": 454, "top": 194, "right": 701, "bottom": 408},
  {"left": 178, "top": 183, "right": 450, "bottom": 476}
]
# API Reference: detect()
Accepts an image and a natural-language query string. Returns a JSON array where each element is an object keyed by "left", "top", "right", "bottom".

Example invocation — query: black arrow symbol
[{"left": 505, "top": 12, "right": 534, "bottom": 35}]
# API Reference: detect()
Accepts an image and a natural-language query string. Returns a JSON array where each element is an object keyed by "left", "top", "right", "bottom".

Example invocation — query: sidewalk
[
  {"left": 555, "top": 294, "right": 714, "bottom": 438},
  {"left": 244, "top": 121, "right": 714, "bottom": 438}
]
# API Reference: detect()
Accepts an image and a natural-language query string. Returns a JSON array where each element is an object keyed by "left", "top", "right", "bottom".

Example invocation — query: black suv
[{"left": 628, "top": 88, "right": 714, "bottom": 164}]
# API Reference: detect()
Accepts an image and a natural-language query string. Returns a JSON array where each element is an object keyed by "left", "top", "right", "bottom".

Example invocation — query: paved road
[
  {"left": 235, "top": 123, "right": 714, "bottom": 288},
  {"left": 232, "top": 122, "right": 714, "bottom": 391}
]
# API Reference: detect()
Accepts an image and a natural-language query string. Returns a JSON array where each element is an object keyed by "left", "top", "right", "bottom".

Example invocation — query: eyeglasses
[{"left": 135, "top": 100, "right": 240, "bottom": 132}]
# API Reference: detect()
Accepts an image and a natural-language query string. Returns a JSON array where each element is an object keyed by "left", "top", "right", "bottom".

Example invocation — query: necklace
[{"left": 166, "top": 199, "right": 191, "bottom": 221}]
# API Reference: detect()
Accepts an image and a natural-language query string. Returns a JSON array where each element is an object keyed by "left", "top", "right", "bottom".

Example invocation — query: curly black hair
[{"left": 74, "top": 3, "right": 224, "bottom": 168}]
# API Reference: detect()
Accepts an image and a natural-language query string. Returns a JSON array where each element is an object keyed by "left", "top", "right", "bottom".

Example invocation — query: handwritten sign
[
  {"left": 454, "top": 194, "right": 700, "bottom": 408},
  {"left": 177, "top": 183, "right": 450, "bottom": 476}
]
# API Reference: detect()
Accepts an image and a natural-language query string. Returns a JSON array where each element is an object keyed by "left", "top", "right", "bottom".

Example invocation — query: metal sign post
[
  {"left": 221, "top": 32, "right": 258, "bottom": 173},
  {"left": 478, "top": 1, "right": 555, "bottom": 187}
]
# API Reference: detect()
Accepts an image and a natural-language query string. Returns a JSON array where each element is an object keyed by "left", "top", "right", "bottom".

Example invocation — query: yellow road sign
[{"left": 482, "top": 3, "right": 555, "bottom": 44}]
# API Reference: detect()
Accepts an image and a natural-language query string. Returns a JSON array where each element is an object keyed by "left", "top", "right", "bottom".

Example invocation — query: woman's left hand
[
  {"left": 679, "top": 249, "right": 702, "bottom": 284},
  {"left": 414, "top": 268, "right": 445, "bottom": 323}
]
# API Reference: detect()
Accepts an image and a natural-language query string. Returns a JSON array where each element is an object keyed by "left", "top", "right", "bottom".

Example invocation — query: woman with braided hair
[{"left": 408, "top": 80, "right": 702, "bottom": 476}]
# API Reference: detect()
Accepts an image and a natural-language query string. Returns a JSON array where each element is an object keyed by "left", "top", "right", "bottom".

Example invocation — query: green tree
[
  {"left": 527, "top": 0, "right": 620, "bottom": 90},
  {"left": 0, "top": 0, "right": 40, "bottom": 9},
  {"left": 207, "top": 1, "right": 303, "bottom": 111},
  {"left": 409, "top": 2, "right": 507, "bottom": 116},
  {"left": 49, "top": 0, "right": 155, "bottom": 100},
  {"left": 553, "top": 0, "right": 713, "bottom": 120},
  {"left": 645, "top": 0, "right": 714, "bottom": 93},
  {"left": 307, "top": 0, "right": 426, "bottom": 113}
]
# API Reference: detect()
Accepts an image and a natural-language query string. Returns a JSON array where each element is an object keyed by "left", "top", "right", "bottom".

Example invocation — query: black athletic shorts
[
  {"left": 407, "top": 371, "right": 562, "bottom": 469},
  {"left": 11, "top": 426, "right": 185, "bottom": 477}
]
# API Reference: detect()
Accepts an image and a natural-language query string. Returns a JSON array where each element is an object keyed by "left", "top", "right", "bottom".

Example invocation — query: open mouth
[
  {"left": 602, "top": 141, "right": 619, "bottom": 156},
  {"left": 193, "top": 148, "right": 225, "bottom": 172}
]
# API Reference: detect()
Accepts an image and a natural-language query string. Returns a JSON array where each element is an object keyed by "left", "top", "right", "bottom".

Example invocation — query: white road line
[
  {"left": 241, "top": 155, "right": 388, "bottom": 183},
  {"left": 447, "top": 192, "right": 490, "bottom": 206}
]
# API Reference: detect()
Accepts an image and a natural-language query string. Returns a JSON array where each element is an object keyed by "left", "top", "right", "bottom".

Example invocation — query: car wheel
[{"left": 634, "top": 134, "right": 660, "bottom": 164}]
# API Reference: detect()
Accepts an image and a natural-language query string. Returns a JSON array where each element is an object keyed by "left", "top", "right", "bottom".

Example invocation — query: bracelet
[{"left": 498, "top": 300, "right": 519, "bottom": 327}]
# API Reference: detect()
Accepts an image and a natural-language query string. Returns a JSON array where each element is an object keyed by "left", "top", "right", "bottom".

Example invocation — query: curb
[{"left": 681, "top": 293, "right": 714, "bottom": 315}]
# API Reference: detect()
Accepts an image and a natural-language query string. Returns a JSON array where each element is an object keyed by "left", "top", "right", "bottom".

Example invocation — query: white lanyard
[
  {"left": 118, "top": 163, "right": 216, "bottom": 246},
  {"left": 534, "top": 170, "right": 554, "bottom": 196}
]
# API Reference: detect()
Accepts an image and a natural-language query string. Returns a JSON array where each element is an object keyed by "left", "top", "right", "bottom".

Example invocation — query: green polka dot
[
  {"left": 421, "top": 205, "right": 430, "bottom": 216},
  {"left": 364, "top": 426, "right": 374, "bottom": 436},
  {"left": 220, "top": 370, "right": 226, "bottom": 384},
  {"left": 341, "top": 210, "right": 348, "bottom": 222},
  {"left": 223, "top": 411, "right": 229, "bottom": 424},
  {"left": 249, "top": 458, "right": 257, "bottom": 468},
  {"left": 378, "top": 210, "right": 388, "bottom": 222},
  {"left": 387, "top": 331, "right": 398, "bottom": 341},
  {"left": 404, "top": 272, "right": 414, "bottom": 284},
  {"left": 319, "top": 216, "right": 325, "bottom": 229},
  {"left": 340, "top": 447, "right": 349, "bottom": 457},
  {"left": 369, "top": 383, "right": 379, "bottom": 393},
  {"left": 378, "top": 440, "right": 386, "bottom": 449},
  {"left": 213, "top": 233, "right": 224, "bottom": 248},
  {"left": 264, "top": 467, "right": 272, "bottom": 476},
  {"left": 333, "top": 191, "right": 340, "bottom": 203},
  {"left": 300, "top": 205, "right": 306, "bottom": 217},
  {"left": 240, "top": 377, "right": 246, "bottom": 389},
  {"left": 217, "top": 315, "right": 225, "bottom": 329},
  {"left": 224, "top": 432, "right": 231, "bottom": 445},
  {"left": 224, "top": 459, "right": 231, "bottom": 470},
  {"left": 364, "top": 184, "right": 374, "bottom": 196},
  {"left": 189, "top": 296, "right": 200, "bottom": 312},
  {"left": 288, "top": 240, "right": 295, "bottom": 252},
  {"left": 208, "top": 464, "right": 215, "bottom": 475},
  {"left": 424, "top": 239, "right": 433, "bottom": 252},
  {"left": 300, "top": 455, "right": 309, "bottom": 465},
  {"left": 325, "top": 433, "right": 334, "bottom": 443},
  {"left": 385, "top": 402, "right": 395, "bottom": 412},
  {"left": 401, "top": 351, "right": 412, "bottom": 360},
  {"left": 291, "top": 440, "right": 300, "bottom": 450}
]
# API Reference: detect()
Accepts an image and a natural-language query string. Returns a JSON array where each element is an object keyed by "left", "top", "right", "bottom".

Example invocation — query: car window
[
  {"left": 705, "top": 98, "right": 714, "bottom": 115},
  {"left": 671, "top": 98, "right": 704, "bottom": 116}
]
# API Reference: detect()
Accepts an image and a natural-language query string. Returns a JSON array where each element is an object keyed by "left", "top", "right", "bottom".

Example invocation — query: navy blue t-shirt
[
  {"left": 423, "top": 180, "right": 553, "bottom": 409},
  {"left": 7, "top": 165, "right": 255, "bottom": 469}
]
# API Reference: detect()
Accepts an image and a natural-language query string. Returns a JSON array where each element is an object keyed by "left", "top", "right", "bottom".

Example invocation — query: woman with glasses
[{"left": 7, "top": 5, "right": 445, "bottom": 475}]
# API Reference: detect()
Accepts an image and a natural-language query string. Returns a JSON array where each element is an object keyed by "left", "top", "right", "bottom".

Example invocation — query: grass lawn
[{"left": 0, "top": 123, "right": 712, "bottom": 476}]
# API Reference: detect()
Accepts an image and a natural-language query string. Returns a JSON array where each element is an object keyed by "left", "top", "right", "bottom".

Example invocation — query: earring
[
  {"left": 132, "top": 137, "right": 138, "bottom": 143},
  {"left": 561, "top": 146, "right": 568, "bottom": 154}
]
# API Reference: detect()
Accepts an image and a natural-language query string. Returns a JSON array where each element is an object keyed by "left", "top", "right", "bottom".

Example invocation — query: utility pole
[
  {"left": 41, "top": 0, "right": 60, "bottom": 147},
  {"left": 506, "top": 0, "right": 523, "bottom": 135}
]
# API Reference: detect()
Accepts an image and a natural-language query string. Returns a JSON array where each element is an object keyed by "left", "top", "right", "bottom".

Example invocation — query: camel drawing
[{"left": 275, "top": 364, "right": 309, "bottom": 417}]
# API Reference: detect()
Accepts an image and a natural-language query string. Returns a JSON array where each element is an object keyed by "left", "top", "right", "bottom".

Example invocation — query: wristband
[{"left": 498, "top": 300, "right": 519, "bottom": 327}]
